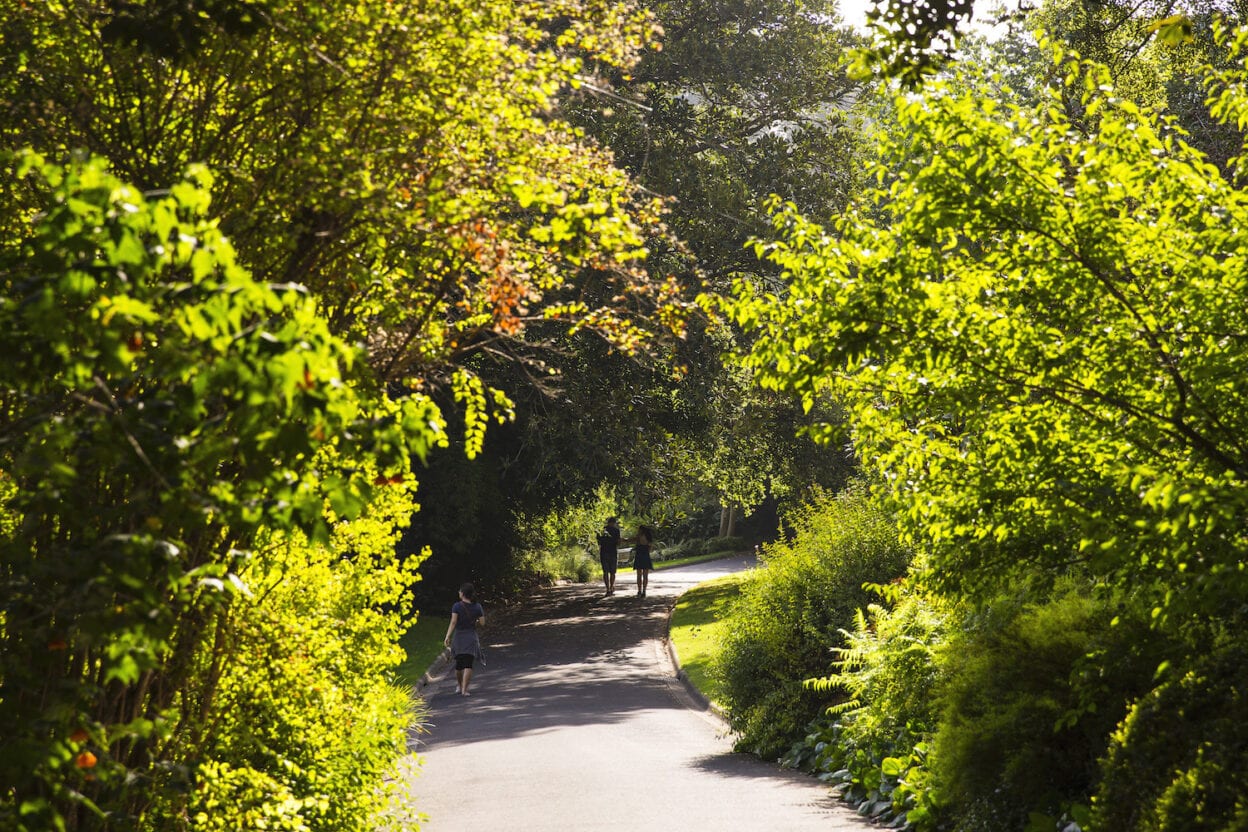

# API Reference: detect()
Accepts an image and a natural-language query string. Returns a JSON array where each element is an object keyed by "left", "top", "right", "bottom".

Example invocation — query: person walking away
[
  {"left": 596, "top": 517, "right": 622, "bottom": 597},
  {"left": 633, "top": 524, "right": 655, "bottom": 597},
  {"left": 444, "top": 582, "right": 485, "bottom": 696}
]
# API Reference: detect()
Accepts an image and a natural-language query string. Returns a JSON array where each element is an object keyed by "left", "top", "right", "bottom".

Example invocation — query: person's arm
[{"left": 444, "top": 611, "right": 458, "bottom": 649}]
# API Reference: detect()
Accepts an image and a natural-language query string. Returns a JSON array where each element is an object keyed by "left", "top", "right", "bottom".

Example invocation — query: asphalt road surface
[{"left": 403, "top": 555, "right": 875, "bottom": 831}]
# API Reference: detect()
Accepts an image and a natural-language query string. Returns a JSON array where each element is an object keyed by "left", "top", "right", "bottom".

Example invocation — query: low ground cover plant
[
  {"left": 780, "top": 572, "right": 1182, "bottom": 832},
  {"left": 785, "top": 577, "right": 951, "bottom": 829}
]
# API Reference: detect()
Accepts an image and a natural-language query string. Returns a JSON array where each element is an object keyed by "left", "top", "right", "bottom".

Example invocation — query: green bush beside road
[{"left": 713, "top": 487, "right": 911, "bottom": 759}]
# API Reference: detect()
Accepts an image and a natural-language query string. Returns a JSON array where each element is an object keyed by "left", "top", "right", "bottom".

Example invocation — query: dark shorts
[
  {"left": 455, "top": 653, "right": 476, "bottom": 670},
  {"left": 599, "top": 554, "right": 617, "bottom": 574}
]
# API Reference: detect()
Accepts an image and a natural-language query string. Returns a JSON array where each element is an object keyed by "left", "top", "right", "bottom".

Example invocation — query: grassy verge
[
  {"left": 668, "top": 570, "right": 750, "bottom": 707},
  {"left": 395, "top": 613, "right": 450, "bottom": 688}
]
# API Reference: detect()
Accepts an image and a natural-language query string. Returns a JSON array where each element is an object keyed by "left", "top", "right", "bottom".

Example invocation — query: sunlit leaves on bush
[{"left": 0, "top": 153, "right": 437, "bottom": 830}]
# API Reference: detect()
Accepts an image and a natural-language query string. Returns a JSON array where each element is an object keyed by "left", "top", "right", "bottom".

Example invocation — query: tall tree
[
  {"left": 0, "top": 0, "right": 689, "bottom": 407},
  {"left": 723, "top": 37, "right": 1248, "bottom": 824},
  {"left": 1024, "top": 0, "right": 1248, "bottom": 173},
  {"left": 0, "top": 0, "right": 699, "bottom": 602},
  {"left": 727, "top": 41, "right": 1248, "bottom": 614},
  {"left": 0, "top": 152, "right": 434, "bottom": 831},
  {"left": 562, "top": 0, "right": 866, "bottom": 529},
  {"left": 0, "top": 0, "right": 691, "bottom": 826}
]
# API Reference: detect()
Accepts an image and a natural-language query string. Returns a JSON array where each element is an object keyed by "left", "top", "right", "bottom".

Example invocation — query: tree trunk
[{"left": 718, "top": 503, "right": 737, "bottom": 538}]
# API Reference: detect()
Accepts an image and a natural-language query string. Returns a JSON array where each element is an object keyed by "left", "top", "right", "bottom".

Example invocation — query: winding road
[{"left": 403, "top": 555, "right": 874, "bottom": 831}]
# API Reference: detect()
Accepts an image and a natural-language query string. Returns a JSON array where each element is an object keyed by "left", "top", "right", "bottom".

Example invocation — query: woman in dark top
[
  {"left": 443, "top": 582, "right": 485, "bottom": 696},
  {"left": 596, "top": 517, "right": 622, "bottom": 597},
  {"left": 632, "top": 524, "right": 655, "bottom": 598}
]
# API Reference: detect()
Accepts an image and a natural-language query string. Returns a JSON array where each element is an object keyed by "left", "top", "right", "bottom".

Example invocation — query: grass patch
[
  {"left": 395, "top": 613, "right": 450, "bottom": 688},
  {"left": 669, "top": 570, "right": 750, "bottom": 706}
]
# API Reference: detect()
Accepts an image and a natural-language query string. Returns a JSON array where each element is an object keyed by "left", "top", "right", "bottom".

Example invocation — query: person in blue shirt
[{"left": 443, "top": 582, "right": 486, "bottom": 696}]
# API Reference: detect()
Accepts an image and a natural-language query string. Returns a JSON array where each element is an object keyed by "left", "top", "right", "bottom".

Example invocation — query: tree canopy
[
  {"left": 718, "top": 18, "right": 1248, "bottom": 828},
  {"left": 723, "top": 32, "right": 1248, "bottom": 621},
  {"left": 556, "top": 0, "right": 864, "bottom": 528},
  {"left": 1, "top": 0, "right": 690, "bottom": 408},
  {"left": 0, "top": 1, "right": 695, "bottom": 827}
]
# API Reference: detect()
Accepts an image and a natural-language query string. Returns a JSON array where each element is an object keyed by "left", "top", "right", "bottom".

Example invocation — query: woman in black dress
[{"left": 633, "top": 525, "right": 655, "bottom": 597}]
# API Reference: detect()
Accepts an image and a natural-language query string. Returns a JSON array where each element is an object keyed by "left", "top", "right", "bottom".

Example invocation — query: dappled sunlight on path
[{"left": 404, "top": 556, "right": 873, "bottom": 831}]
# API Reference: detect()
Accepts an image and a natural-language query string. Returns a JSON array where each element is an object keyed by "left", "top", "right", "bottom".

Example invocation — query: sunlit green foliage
[
  {"left": 0, "top": 153, "right": 435, "bottom": 830},
  {"left": 713, "top": 486, "right": 910, "bottom": 758},
  {"left": 721, "top": 24, "right": 1248, "bottom": 830},
  {"left": 511, "top": 485, "right": 621, "bottom": 586},
  {"left": 0, "top": 0, "right": 690, "bottom": 427},
  {"left": 724, "top": 39, "right": 1248, "bottom": 623},
  {"left": 669, "top": 571, "right": 748, "bottom": 706},
  {"left": 184, "top": 510, "right": 425, "bottom": 832},
  {"left": 986, "top": 3, "right": 1247, "bottom": 174},
  {"left": 0, "top": 1, "right": 696, "bottom": 823},
  {"left": 785, "top": 577, "right": 951, "bottom": 829}
]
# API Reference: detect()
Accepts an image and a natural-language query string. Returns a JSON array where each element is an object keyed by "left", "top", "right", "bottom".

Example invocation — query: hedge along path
[{"left": 403, "top": 555, "right": 875, "bottom": 831}]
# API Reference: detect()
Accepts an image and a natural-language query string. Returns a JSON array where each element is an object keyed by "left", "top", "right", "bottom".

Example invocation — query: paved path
[{"left": 402, "top": 555, "right": 874, "bottom": 831}]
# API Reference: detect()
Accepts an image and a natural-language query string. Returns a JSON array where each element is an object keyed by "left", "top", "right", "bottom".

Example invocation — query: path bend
[{"left": 403, "top": 556, "right": 874, "bottom": 831}]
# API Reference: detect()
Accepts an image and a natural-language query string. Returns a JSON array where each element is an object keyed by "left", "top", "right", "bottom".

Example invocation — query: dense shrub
[
  {"left": 660, "top": 535, "right": 747, "bottom": 559},
  {"left": 1091, "top": 639, "right": 1248, "bottom": 832},
  {"left": 929, "top": 583, "right": 1170, "bottom": 832},
  {"left": 0, "top": 155, "right": 435, "bottom": 830},
  {"left": 187, "top": 505, "right": 424, "bottom": 830},
  {"left": 707, "top": 535, "right": 747, "bottom": 554},
  {"left": 714, "top": 486, "right": 911, "bottom": 758},
  {"left": 658, "top": 539, "right": 700, "bottom": 559},
  {"left": 133, "top": 502, "right": 425, "bottom": 831},
  {"left": 785, "top": 580, "right": 953, "bottom": 829}
]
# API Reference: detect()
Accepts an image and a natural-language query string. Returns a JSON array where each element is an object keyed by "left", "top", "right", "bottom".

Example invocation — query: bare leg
[
  {"left": 461, "top": 667, "right": 474, "bottom": 695},
  {"left": 455, "top": 667, "right": 464, "bottom": 694}
]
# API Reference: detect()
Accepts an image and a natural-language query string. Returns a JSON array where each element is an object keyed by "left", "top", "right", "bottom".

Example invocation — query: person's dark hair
[
  {"left": 639, "top": 524, "right": 654, "bottom": 539},
  {"left": 459, "top": 582, "right": 475, "bottom": 601},
  {"left": 607, "top": 516, "right": 618, "bottom": 526}
]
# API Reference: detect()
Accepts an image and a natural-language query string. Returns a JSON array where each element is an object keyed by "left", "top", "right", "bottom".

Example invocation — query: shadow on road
[
  {"left": 412, "top": 581, "right": 695, "bottom": 750},
  {"left": 407, "top": 556, "right": 877, "bottom": 832}
]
